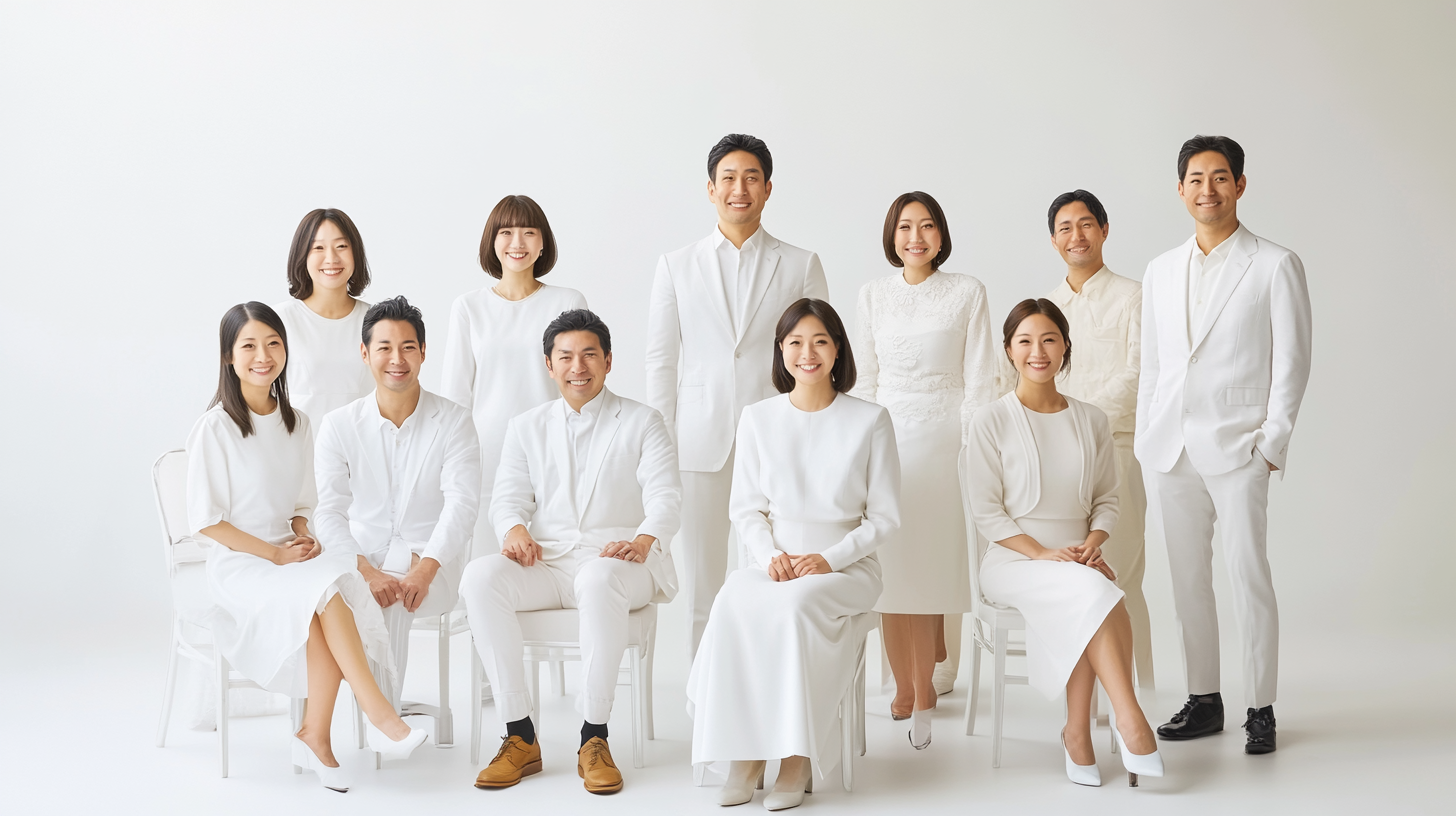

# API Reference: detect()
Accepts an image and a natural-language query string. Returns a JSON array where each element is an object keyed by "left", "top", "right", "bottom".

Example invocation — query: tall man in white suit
[
  {"left": 646, "top": 133, "right": 830, "bottom": 657},
  {"left": 1137, "top": 136, "right": 1312, "bottom": 755},
  {"left": 464, "top": 309, "right": 681, "bottom": 795},
  {"left": 314, "top": 297, "right": 482, "bottom": 718}
]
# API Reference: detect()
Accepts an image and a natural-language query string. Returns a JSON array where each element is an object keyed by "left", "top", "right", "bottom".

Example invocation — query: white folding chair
[
  {"left": 470, "top": 604, "right": 658, "bottom": 768},
  {"left": 151, "top": 449, "right": 302, "bottom": 778}
]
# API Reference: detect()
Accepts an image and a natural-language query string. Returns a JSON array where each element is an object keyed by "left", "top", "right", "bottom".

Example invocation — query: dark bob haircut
[
  {"left": 362, "top": 296, "right": 426, "bottom": 348},
  {"left": 707, "top": 133, "right": 773, "bottom": 182},
  {"left": 211, "top": 302, "right": 298, "bottom": 437},
  {"left": 286, "top": 209, "right": 372, "bottom": 300},
  {"left": 882, "top": 191, "right": 952, "bottom": 270},
  {"left": 1177, "top": 135, "right": 1246, "bottom": 182},
  {"left": 1002, "top": 298, "right": 1072, "bottom": 375},
  {"left": 771, "top": 298, "right": 857, "bottom": 394},
  {"left": 479, "top": 195, "right": 558, "bottom": 279},
  {"left": 1046, "top": 189, "right": 1108, "bottom": 235},
  {"left": 542, "top": 308, "right": 612, "bottom": 357}
]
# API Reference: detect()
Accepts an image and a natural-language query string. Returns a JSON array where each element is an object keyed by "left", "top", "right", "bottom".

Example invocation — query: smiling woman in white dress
[
  {"left": 852, "top": 191, "right": 996, "bottom": 748},
  {"left": 273, "top": 209, "right": 375, "bottom": 423},
  {"left": 186, "top": 302, "right": 428, "bottom": 792},
  {"left": 965, "top": 298, "right": 1163, "bottom": 788},
  {"left": 442, "top": 195, "right": 588, "bottom": 555},
  {"left": 687, "top": 299, "right": 900, "bottom": 810}
]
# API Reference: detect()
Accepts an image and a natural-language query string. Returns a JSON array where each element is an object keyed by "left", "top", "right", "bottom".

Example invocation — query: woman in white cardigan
[
  {"left": 965, "top": 298, "right": 1163, "bottom": 788},
  {"left": 687, "top": 299, "right": 900, "bottom": 810}
]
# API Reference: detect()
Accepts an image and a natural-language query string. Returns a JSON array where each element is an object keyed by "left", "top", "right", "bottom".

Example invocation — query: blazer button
[
  {"left": 1190, "top": 356, "right": 1198, "bottom": 363},
  {"left": 735, "top": 351, "right": 742, "bottom": 359}
]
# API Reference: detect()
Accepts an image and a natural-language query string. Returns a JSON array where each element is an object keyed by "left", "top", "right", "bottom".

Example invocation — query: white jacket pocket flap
[{"left": 1225, "top": 387, "right": 1270, "bottom": 406}]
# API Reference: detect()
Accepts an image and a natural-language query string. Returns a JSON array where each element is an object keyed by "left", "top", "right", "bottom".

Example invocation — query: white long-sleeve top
[
  {"left": 1045, "top": 266, "right": 1142, "bottom": 435},
  {"left": 730, "top": 393, "right": 902, "bottom": 573},
  {"left": 186, "top": 406, "right": 316, "bottom": 543},
  {"left": 274, "top": 299, "right": 373, "bottom": 423},
  {"left": 313, "top": 390, "right": 481, "bottom": 582},
  {"left": 852, "top": 270, "right": 997, "bottom": 445}
]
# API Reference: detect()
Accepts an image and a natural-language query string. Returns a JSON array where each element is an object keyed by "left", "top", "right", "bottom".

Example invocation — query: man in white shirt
[
  {"left": 645, "top": 133, "right": 830, "bottom": 657},
  {"left": 1137, "top": 136, "right": 1312, "bottom": 755},
  {"left": 314, "top": 296, "right": 482, "bottom": 724},
  {"left": 464, "top": 309, "right": 681, "bottom": 795},
  {"left": 1044, "top": 189, "right": 1155, "bottom": 693}
]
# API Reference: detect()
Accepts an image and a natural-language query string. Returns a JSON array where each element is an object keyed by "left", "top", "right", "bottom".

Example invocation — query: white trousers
[
  {"left": 1148, "top": 448, "right": 1277, "bottom": 708},
  {"left": 681, "top": 448, "right": 734, "bottom": 658},
  {"left": 372, "top": 566, "right": 455, "bottom": 711},
  {"left": 460, "top": 550, "right": 656, "bottom": 725},
  {"left": 1106, "top": 433, "right": 1155, "bottom": 689}
]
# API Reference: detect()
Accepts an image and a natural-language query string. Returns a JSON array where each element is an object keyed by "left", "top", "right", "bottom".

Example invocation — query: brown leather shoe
[
  {"left": 577, "top": 737, "right": 623, "bottom": 794},
  {"left": 474, "top": 735, "right": 542, "bottom": 789}
]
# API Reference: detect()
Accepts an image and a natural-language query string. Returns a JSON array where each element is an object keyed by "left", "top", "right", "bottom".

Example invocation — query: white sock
[{"left": 911, "top": 708, "right": 933, "bottom": 747}]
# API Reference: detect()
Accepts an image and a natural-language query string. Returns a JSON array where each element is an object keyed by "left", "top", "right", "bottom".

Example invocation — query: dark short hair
[
  {"left": 1002, "top": 298, "right": 1072, "bottom": 374},
  {"left": 210, "top": 302, "right": 298, "bottom": 436},
  {"left": 882, "top": 191, "right": 952, "bottom": 270},
  {"left": 1047, "top": 190, "right": 1108, "bottom": 234},
  {"left": 542, "top": 308, "right": 611, "bottom": 357},
  {"left": 707, "top": 133, "right": 773, "bottom": 182},
  {"left": 286, "top": 209, "right": 371, "bottom": 300},
  {"left": 479, "top": 195, "right": 558, "bottom": 279},
  {"left": 771, "top": 298, "right": 856, "bottom": 394},
  {"left": 1178, "top": 135, "right": 1246, "bottom": 182},
  {"left": 362, "top": 296, "right": 426, "bottom": 347}
]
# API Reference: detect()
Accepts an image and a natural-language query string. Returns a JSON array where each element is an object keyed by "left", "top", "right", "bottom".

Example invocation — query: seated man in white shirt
[
  {"left": 314, "top": 296, "right": 482, "bottom": 713},
  {"left": 463, "top": 308, "right": 681, "bottom": 795}
]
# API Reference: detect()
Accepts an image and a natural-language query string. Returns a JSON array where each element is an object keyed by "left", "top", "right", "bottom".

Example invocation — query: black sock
[
  {"left": 581, "top": 721, "right": 608, "bottom": 747},
  {"left": 1194, "top": 692, "right": 1223, "bottom": 705},
  {"left": 506, "top": 717, "right": 536, "bottom": 745}
]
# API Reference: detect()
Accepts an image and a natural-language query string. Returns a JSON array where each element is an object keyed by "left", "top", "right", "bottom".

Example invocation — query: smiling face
[
  {"left": 1050, "top": 201, "right": 1108, "bottom": 271},
  {"left": 547, "top": 329, "right": 611, "bottom": 405},
  {"left": 708, "top": 150, "right": 772, "bottom": 228},
  {"left": 1007, "top": 313, "right": 1066, "bottom": 386},
  {"left": 1179, "top": 150, "right": 1246, "bottom": 228},
  {"left": 781, "top": 315, "right": 838, "bottom": 388},
  {"left": 895, "top": 201, "right": 942, "bottom": 270},
  {"left": 494, "top": 224, "right": 544, "bottom": 277},
  {"left": 306, "top": 219, "right": 355, "bottom": 295},
  {"left": 363, "top": 319, "right": 424, "bottom": 394},
  {"left": 230, "top": 319, "right": 285, "bottom": 395}
]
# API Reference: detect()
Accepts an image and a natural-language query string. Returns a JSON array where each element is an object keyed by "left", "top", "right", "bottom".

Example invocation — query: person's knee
[
  {"left": 461, "top": 554, "right": 516, "bottom": 601},
  {"left": 575, "top": 559, "right": 629, "bottom": 611}
]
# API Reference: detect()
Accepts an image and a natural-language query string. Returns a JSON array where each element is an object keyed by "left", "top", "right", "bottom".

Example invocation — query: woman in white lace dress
[{"left": 852, "top": 192, "right": 996, "bottom": 748}]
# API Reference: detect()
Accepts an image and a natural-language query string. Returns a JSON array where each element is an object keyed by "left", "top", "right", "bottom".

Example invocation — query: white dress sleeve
[
  {"left": 185, "top": 413, "right": 231, "bottom": 535},
  {"left": 728, "top": 408, "right": 778, "bottom": 568},
  {"left": 849, "top": 282, "right": 878, "bottom": 404},
  {"left": 960, "top": 278, "right": 998, "bottom": 445},
  {"left": 440, "top": 296, "right": 475, "bottom": 410},
  {"left": 819, "top": 406, "right": 901, "bottom": 572},
  {"left": 293, "top": 414, "right": 316, "bottom": 527},
  {"left": 964, "top": 407, "right": 1024, "bottom": 544}
]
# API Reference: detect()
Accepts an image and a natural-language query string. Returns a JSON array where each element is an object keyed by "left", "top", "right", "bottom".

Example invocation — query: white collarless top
[{"left": 274, "top": 298, "right": 373, "bottom": 423}]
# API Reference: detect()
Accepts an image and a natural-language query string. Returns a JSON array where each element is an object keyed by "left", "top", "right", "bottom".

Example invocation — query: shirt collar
[
  {"left": 561, "top": 388, "right": 607, "bottom": 421},
  {"left": 1194, "top": 223, "right": 1247, "bottom": 263},
  {"left": 373, "top": 393, "right": 421, "bottom": 432},
  {"left": 713, "top": 225, "right": 763, "bottom": 252}
]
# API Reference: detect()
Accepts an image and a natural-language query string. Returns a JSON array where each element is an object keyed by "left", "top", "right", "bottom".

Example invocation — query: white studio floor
[{"left": 4, "top": 624, "right": 1451, "bottom": 816}]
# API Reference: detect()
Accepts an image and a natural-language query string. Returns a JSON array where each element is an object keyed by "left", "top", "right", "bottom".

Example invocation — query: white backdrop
[{"left": 2, "top": 2, "right": 1452, "bottom": 695}]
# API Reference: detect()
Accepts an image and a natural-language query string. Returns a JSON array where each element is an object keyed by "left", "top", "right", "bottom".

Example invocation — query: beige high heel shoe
[
  {"left": 719, "top": 760, "right": 766, "bottom": 807},
  {"left": 763, "top": 756, "right": 813, "bottom": 811}
]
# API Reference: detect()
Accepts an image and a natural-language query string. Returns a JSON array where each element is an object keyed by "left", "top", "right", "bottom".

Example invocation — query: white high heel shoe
[
  {"left": 291, "top": 736, "right": 351, "bottom": 792},
  {"left": 1061, "top": 729, "right": 1101, "bottom": 787},
  {"left": 1110, "top": 711, "right": 1164, "bottom": 787},
  {"left": 909, "top": 709, "right": 933, "bottom": 750},
  {"left": 763, "top": 758, "right": 812, "bottom": 811},
  {"left": 719, "top": 760, "right": 766, "bottom": 807},
  {"left": 365, "top": 721, "right": 428, "bottom": 761}
]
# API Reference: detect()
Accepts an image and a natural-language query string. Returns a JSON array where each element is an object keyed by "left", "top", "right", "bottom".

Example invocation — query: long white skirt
[
  {"left": 978, "top": 517, "right": 1124, "bottom": 699},
  {"left": 207, "top": 545, "right": 393, "bottom": 698},
  {"left": 687, "top": 557, "right": 881, "bottom": 779}
]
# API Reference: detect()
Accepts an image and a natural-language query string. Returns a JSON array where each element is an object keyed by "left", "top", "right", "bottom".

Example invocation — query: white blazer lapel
[
  {"left": 1191, "top": 229, "right": 1257, "bottom": 352},
  {"left": 394, "top": 396, "right": 440, "bottom": 523},
  {"left": 694, "top": 235, "right": 735, "bottom": 338},
  {"left": 1005, "top": 393, "right": 1040, "bottom": 514},
  {"left": 737, "top": 233, "right": 782, "bottom": 346},
  {"left": 354, "top": 395, "right": 391, "bottom": 490},
  {"left": 1169, "top": 238, "right": 1195, "bottom": 357},
  {"left": 577, "top": 390, "right": 622, "bottom": 521}
]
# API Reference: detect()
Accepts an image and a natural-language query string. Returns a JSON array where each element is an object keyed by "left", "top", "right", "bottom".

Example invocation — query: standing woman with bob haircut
[
  {"left": 852, "top": 191, "right": 996, "bottom": 748},
  {"left": 687, "top": 299, "right": 900, "bottom": 810},
  {"left": 442, "top": 195, "right": 587, "bottom": 555},
  {"left": 274, "top": 208, "right": 375, "bottom": 422},
  {"left": 186, "top": 302, "right": 429, "bottom": 792},
  {"left": 966, "top": 299, "right": 1162, "bottom": 787}
]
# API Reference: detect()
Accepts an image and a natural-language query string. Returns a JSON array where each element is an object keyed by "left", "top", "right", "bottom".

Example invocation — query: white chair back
[{"left": 152, "top": 449, "right": 208, "bottom": 575}]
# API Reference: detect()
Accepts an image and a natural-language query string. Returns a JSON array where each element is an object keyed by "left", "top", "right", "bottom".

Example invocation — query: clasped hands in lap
[
  {"left": 500, "top": 524, "right": 654, "bottom": 568},
  {"left": 359, "top": 553, "right": 440, "bottom": 612},
  {"left": 768, "top": 552, "right": 830, "bottom": 581},
  {"left": 1028, "top": 531, "right": 1117, "bottom": 582}
]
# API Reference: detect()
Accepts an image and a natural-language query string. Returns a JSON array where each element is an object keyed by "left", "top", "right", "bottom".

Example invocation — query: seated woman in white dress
[
  {"left": 186, "top": 302, "right": 428, "bottom": 792},
  {"left": 687, "top": 298, "right": 901, "bottom": 810},
  {"left": 965, "top": 298, "right": 1163, "bottom": 788}
]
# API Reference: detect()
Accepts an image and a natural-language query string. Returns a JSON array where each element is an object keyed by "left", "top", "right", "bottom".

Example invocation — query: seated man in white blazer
[
  {"left": 464, "top": 308, "right": 681, "bottom": 795},
  {"left": 1137, "top": 136, "right": 1312, "bottom": 755},
  {"left": 314, "top": 296, "right": 482, "bottom": 711}
]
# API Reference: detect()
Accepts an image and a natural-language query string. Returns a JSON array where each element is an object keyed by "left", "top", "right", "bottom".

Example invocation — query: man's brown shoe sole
[
  {"left": 578, "top": 763, "right": 624, "bottom": 794},
  {"left": 474, "top": 759, "right": 542, "bottom": 789}
]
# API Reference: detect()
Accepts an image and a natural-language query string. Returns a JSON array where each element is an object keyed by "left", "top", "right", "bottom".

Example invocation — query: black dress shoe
[
  {"left": 1243, "top": 706, "right": 1276, "bottom": 754},
  {"left": 1156, "top": 693, "right": 1224, "bottom": 740}
]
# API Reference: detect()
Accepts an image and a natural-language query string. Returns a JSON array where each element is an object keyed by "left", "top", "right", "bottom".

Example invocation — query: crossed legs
[{"left": 1063, "top": 600, "right": 1155, "bottom": 764}]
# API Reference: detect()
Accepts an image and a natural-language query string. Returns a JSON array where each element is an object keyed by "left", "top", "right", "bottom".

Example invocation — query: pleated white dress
[
  {"left": 186, "top": 406, "right": 391, "bottom": 697},
  {"left": 687, "top": 394, "right": 900, "bottom": 778},
  {"left": 273, "top": 299, "right": 373, "bottom": 422},
  {"left": 440, "top": 283, "right": 587, "bottom": 551},
  {"left": 853, "top": 271, "right": 996, "bottom": 613},
  {"left": 964, "top": 392, "right": 1123, "bottom": 698}
]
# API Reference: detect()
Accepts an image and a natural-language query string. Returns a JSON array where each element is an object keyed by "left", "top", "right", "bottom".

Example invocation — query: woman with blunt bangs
[
  {"left": 687, "top": 299, "right": 900, "bottom": 810},
  {"left": 274, "top": 208, "right": 375, "bottom": 422},
  {"left": 441, "top": 194, "right": 587, "bottom": 556},
  {"left": 185, "top": 302, "right": 428, "bottom": 792}
]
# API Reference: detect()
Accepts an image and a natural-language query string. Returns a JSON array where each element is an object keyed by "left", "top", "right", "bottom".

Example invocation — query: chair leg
[
  {"left": 436, "top": 615, "right": 454, "bottom": 747},
  {"left": 643, "top": 629, "right": 657, "bottom": 741},
  {"left": 551, "top": 649, "right": 566, "bottom": 697},
  {"left": 841, "top": 695, "right": 854, "bottom": 792},
  {"left": 291, "top": 698, "right": 306, "bottom": 773},
  {"left": 629, "top": 648, "right": 644, "bottom": 769},
  {"left": 354, "top": 691, "right": 367, "bottom": 750},
  {"left": 529, "top": 659, "right": 541, "bottom": 723},
  {"left": 156, "top": 619, "right": 181, "bottom": 748},
  {"left": 992, "top": 626, "right": 1008, "bottom": 769},
  {"left": 693, "top": 762, "right": 706, "bottom": 786},
  {"left": 965, "top": 633, "right": 983, "bottom": 736},
  {"left": 216, "top": 654, "right": 230, "bottom": 779},
  {"left": 855, "top": 642, "right": 867, "bottom": 756},
  {"left": 471, "top": 650, "right": 483, "bottom": 766}
]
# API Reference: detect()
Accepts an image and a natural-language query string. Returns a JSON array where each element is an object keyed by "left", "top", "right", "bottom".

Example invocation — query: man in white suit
[
  {"left": 646, "top": 133, "right": 830, "bottom": 657},
  {"left": 464, "top": 309, "right": 681, "bottom": 795},
  {"left": 1137, "top": 136, "right": 1312, "bottom": 755},
  {"left": 314, "top": 296, "right": 482, "bottom": 715}
]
